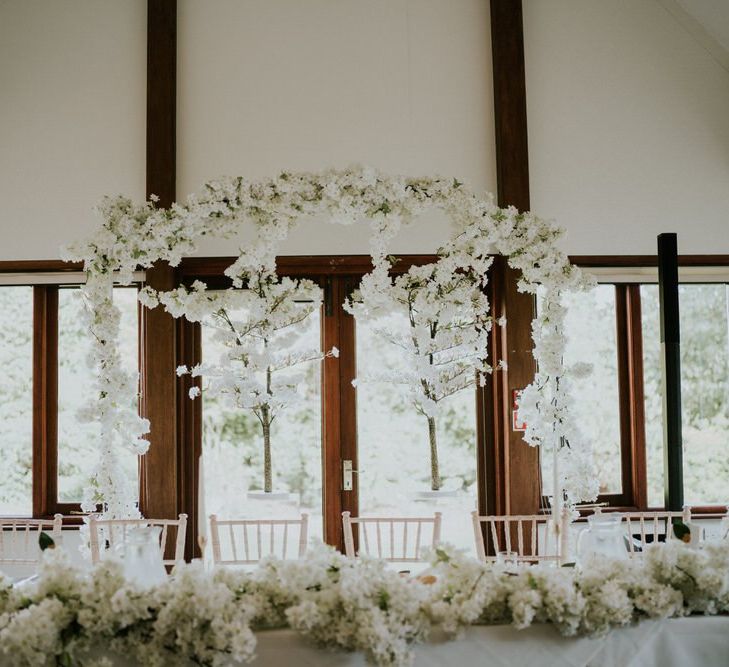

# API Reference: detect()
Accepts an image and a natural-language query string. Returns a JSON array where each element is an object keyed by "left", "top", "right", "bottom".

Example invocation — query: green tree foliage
[
  {"left": 541, "top": 286, "right": 622, "bottom": 496},
  {"left": 0, "top": 287, "right": 33, "bottom": 513},
  {"left": 642, "top": 284, "right": 729, "bottom": 504}
]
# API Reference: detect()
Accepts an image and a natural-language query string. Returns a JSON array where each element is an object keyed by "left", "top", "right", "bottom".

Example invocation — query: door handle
[{"left": 342, "top": 460, "right": 358, "bottom": 491}]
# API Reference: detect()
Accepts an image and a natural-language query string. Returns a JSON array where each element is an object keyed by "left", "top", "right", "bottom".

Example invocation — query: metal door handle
[{"left": 342, "top": 460, "right": 358, "bottom": 491}]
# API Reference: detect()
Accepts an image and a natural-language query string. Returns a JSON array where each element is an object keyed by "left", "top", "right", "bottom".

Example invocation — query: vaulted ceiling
[{"left": 663, "top": 0, "right": 729, "bottom": 72}]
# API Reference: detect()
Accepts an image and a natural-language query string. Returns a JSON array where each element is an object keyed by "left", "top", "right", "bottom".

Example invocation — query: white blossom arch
[{"left": 63, "top": 166, "right": 597, "bottom": 518}]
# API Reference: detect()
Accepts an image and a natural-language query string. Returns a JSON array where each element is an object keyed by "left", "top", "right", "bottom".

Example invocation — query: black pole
[{"left": 657, "top": 233, "right": 683, "bottom": 511}]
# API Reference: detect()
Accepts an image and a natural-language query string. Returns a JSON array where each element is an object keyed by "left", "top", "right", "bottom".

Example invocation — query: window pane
[
  {"left": 201, "top": 294, "right": 323, "bottom": 541},
  {"left": 57, "top": 287, "right": 140, "bottom": 503},
  {"left": 0, "top": 287, "right": 33, "bottom": 515},
  {"left": 356, "top": 311, "right": 478, "bottom": 555},
  {"left": 641, "top": 284, "right": 729, "bottom": 506},
  {"left": 539, "top": 286, "right": 622, "bottom": 497}
]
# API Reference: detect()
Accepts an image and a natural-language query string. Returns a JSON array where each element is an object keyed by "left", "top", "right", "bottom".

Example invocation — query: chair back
[
  {"left": 0, "top": 515, "right": 63, "bottom": 564},
  {"left": 718, "top": 507, "right": 729, "bottom": 541},
  {"left": 88, "top": 514, "right": 187, "bottom": 566},
  {"left": 471, "top": 511, "right": 562, "bottom": 564},
  {"left": 341, "top": 511, "right": 441, "bottom": 561},
  {"left": 209, "top": 514, "right": 309, "bottom": 565},
  {"left": 622, "top": 508, "right": 692, "bottom": 555}
]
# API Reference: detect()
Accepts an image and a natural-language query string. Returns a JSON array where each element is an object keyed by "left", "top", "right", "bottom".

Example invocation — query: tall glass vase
[{"left": 121, "top": 526, "right": 167, "bottom": 588}]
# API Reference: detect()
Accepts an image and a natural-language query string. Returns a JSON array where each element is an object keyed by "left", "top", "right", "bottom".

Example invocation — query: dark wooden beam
[
  {"left": 490, "top": 0, "right": 529, "bottom": 212},
  {"left": 140, "top": 0, "right": 180, "bottom": 530},
  {"left": 146, "top": 0, "right": 176, "bottom": 207},
  {"left": 657, "top": 233, "right": 684, "bottom": 512},
  {"left": 488, "top": 0, "right": 539, "bottom": 517}
]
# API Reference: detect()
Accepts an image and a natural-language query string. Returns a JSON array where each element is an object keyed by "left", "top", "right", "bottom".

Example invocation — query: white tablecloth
[
  {"left": 250, "top": 617, "right": 729, "bottom": 666},
  {"left": 75, "top": 616, "right": 729, "bottom": 665}
]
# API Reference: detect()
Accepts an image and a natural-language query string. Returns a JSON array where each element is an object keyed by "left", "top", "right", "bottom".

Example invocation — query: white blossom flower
[
  {"left": 63, "top": 166, "right": 598, "bottom": 514},
  {"left": 4, "top": 542, "right": 729, "bottom": 666}
]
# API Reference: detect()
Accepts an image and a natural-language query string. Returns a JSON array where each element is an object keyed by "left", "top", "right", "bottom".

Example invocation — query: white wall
[
  {"left": 524, "top": 0, "right": 729, "bottom": 255},
  {"left": 178, "top": 0, "right": 497, "bottom": 256},
  {"left": 3, "top": 1, "right": 728, "bottom": 261},
  {"left": 0, "top": 0, "right": 146, "bottom": 261}
]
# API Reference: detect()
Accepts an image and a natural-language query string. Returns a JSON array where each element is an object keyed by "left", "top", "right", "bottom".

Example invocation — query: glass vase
[
  {"left": 576, "top": 512, "right": 628, "bottom": 566},
  {"left": 121, "top": 526, "right": 167, "bottom": 588}
]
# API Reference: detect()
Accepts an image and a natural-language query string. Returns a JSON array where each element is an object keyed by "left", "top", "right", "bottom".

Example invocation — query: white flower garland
[
  {"left": 62, "top": 166, "right": 596, "bottom": 517},
  {"left": 2, "top": 542, "right": 728, "bottom": 666}
]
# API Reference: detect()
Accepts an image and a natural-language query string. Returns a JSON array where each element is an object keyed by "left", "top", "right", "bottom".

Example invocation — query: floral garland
[
  {"left": 73, "top": 274, "right": 151, "bottom": 518},
  {"left": 62, "top": 166, "right": 596, "bottom": 517},
  {"left": 2, "top": 542, "right": 728, "bottom": 666}
]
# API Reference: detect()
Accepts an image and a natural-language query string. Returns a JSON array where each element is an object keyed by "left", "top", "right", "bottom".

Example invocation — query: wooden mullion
[
  {"left": 501, "top": 269, "right": 538, "bottom": 517},
  {"left": 177, "top": 318, "right": 201, "bottom": 559},
  {"left": 478, "top": 258, "right": 510, "bottom": 554},
  {"left": 321, "top": 276, "right": 341, "bottom": 549},
  {"left": 139, "top": 265, "right": 179, "bottom": 523},
  {"left": 480, "top": 258, "right": 508, "bottom": 518},
  {"left": 137, "top": 296, "right": 146, "bottom": 511},
  {"left": 339, "top": 277, "right": 359, "bottom": 549},
  {"left": 321, "top": 276, "right": 359, "bottom": 551},
  {"left": 32, "top": 286, "right": 57, "bottom": 518},
  {"left": 615, "top": 285, "right": 635, "bottom": 506},
  {"left": 613, "top": 284, "right": 649, "bottom": 510},
  {"left": 626, "top": 285, "right": 648, "bottom": 509},
  {"left": 31, "top": 285, "right": 45, "bottom": 517}
]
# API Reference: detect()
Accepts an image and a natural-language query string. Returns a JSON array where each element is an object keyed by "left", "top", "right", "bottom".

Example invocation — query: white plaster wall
[
  {"left": 177, "top": 0, "right": 497, "bottom": 256},
  {"left": 0, "top": 0, "right": 146, "bottom": 261},
  {"left": 523, "top": 0, "right": 729, "bottom": 255},
  {"left": 4, "top": 1, "right": 726, "bottom": 261}
]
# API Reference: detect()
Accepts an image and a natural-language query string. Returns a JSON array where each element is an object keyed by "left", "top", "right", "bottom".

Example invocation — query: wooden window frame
[
  {"left": 591, "top": 283, "right": 648, "bottom": 511},
  {"left": 571, "top": 256, "right": 729, "bottom": 515},
  {"left": 177, "top": 254, "right": 496, "bottom": 554},
  {"left": 7, "top": 252, "right": 726, "bottom": 533},
  {"left": 32, "top": 284, "right": 71, "bottom": 519},
  {"left": 0, "top": 262, "right": 143, "bottom": 523},
  {"left": 0, "top": 263, "right": 79, "bottom": 520}
]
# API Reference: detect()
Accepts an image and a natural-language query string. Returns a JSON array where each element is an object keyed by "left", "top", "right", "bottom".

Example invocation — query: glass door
[
  {"left": 200, "top": 287, "right": 324, "bottom": 541},
  {"left": 353, "top": 308, "right": 479, "bottom": 555}
]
